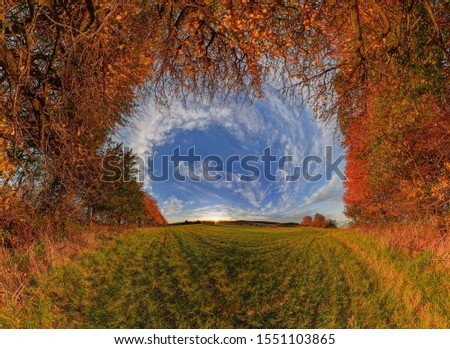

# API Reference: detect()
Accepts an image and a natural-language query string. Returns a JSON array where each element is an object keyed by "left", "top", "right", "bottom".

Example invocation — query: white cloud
[
  {"left": 118, "top": 101, "right": 259, "bottom": 156},
  {"left": 304, "top": 175, "right": 345, "bottom": 206},
  {"left": 161, "top": 196, "right": 185, "bottom": 216}
]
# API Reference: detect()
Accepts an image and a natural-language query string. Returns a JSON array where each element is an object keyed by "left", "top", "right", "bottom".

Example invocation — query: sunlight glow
[{"left": 201, "top": 213, "right": 227, "bottom": 223}]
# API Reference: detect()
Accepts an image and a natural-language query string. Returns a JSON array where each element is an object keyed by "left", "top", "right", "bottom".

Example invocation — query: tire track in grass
[
  {"left": 89, "top": 231, "right": 168, "bottom": 328},
  {"left": 171, "top": 228, "right": 239, "bottom": 327},
  {"left": 314, "top": 233, "right": 394, "bottom": 328},
  {"left": 252, "top": 234, "right": 317, "bottom": 328},
  {"left": 219, "top": 228, "right": 318, "bottom": 328},
  {"left": 227, "top": 233, "right": 302, "bottom": 328},
  {"left": 131, "top": 230, "right": 178, "bottom": 328},
  {"left": 310, "top": 233, "right": 351, "bottom": 328}
]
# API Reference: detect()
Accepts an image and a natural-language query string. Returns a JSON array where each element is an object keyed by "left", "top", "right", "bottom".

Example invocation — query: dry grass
[
  {"left": 0, "top": 224, "right": 130, "bottom": 314},
  {"left": 352, "top": 223, "right": 450, "bottom": 269},
  {"left": 332, "top": 229, "right": 449, "bottom": 328}
]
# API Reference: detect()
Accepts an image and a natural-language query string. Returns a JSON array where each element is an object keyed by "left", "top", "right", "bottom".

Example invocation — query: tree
[
  {"left": 339, "top": 1, "right": 450, "bottom": 226},
  {"left": 142, "top": 193, "right": 167, "bottom": 226},
  {"left": 300, "top": 213, "right": 336, "bottom": 229},
  {"left": 300, "top": 216, "right": 312, "bottom": 226},
  {"left": 89, "top": 144, "right": 166, "bottom": 227},
  {"left": 312, "top": 213, "right": 326, "bottom": 228}
]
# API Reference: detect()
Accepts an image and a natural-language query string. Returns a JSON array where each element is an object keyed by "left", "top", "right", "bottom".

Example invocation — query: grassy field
[{"left": 1, "top": 225, "right": 449, "bottom": 328}]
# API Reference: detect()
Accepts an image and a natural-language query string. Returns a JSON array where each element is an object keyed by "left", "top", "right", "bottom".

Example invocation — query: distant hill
[{"left": 169, "top": 220, "right": 300, "bottom": 227}]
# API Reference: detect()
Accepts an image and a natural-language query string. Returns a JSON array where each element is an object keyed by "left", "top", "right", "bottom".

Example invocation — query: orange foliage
[{"left": 142, "top": 194, "right": 167, "bottom": 226}]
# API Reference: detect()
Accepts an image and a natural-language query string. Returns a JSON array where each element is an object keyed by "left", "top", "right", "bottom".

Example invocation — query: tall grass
[
  {"left": 0, "top": 224, "right": 131, "bottom": 326},
  {"left": 353, "top": 223, "right": 450, "bottom": 269}
]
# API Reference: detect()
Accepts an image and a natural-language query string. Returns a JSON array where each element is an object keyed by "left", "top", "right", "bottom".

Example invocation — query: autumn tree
[
  {"left": 142, "top": 193, "right": 167, "bottom": 226},
  {"left": 338, "top": 1, "right": 450, "bottom": 227},
  {"left": 300, "top": 215, "right": 313, "bottom": 226},
  {"left": 1, "top": 1, "right": 160, "bottom": 238},
  {"left": 89, "top": 144, "right": 166, "bottom": 227},
  {"left": 300, "top": 213, "right": 336, "bottom": 228}
]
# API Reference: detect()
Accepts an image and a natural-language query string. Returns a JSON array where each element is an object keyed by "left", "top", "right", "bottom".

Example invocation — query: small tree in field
[
  {"left": 300, "top": 213, "right": 337, "bottom": 229},
  {"left": 300, "top": 216, "right": 313, "bottom": 226},
  {"left": 312, "top": 214, "right": 326, "bottom": 227}
]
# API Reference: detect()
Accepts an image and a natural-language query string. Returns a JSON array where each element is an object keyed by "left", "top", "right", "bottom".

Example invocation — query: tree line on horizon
[
  {"left": 1, "top": 1, "right": 448, "bottom": 245},
  {"left": 300, "top": 214, "right": 337, "bottom": 229}
]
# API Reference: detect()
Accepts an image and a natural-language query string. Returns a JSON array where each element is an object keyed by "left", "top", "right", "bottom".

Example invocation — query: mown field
[{"left": 1, "top": 225, "right": 449, "bottom": 328}]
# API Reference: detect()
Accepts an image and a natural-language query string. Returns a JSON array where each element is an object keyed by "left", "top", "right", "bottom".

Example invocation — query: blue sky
[{"left": 118, "top": 94, "right": 348, "bottom": 225}]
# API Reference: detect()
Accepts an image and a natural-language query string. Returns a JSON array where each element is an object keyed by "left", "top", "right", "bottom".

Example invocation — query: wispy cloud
[
  {"left": 304, "top": 175, "right": 345, "bottom": 206},
  {"left": 161, "top": 196, "right": 185, "bottom": 216}
]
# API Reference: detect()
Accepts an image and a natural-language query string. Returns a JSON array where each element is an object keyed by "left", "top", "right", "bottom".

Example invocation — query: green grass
[{"left": 1, "top": 225, "right": 449, "bottom": 328}]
